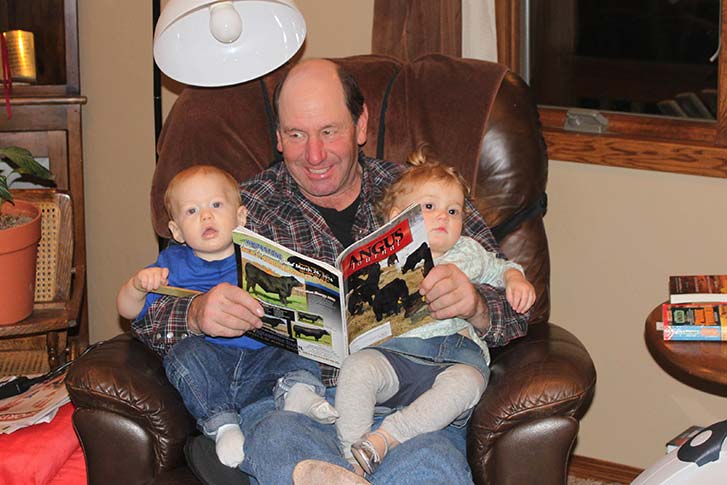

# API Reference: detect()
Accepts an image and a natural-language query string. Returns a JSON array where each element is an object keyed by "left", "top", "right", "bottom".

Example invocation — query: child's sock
[
  {"left": 283, "top": 383, "right": 340, "bottom": 424},
  {"left": 215, "top": 423, "right": 245, "bottom": 468}
]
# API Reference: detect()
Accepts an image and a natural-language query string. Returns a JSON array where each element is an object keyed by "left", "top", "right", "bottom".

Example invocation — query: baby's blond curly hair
[{"left": 377, "top": 144, "right": 470, "bottom": 221}]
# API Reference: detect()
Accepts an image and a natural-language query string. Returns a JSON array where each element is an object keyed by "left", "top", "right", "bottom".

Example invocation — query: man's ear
[
  {"left": 237, "top": 205, "right": 248, "bottom": 226},
  {"left": 276, "top": 129, "right": 283, "bottom": 153},
  {"left": 356, "top": 103, "right": 369, "bottom": 146},
  {"left": 168, "top": 220, "right": 185, "bottom": 244}
]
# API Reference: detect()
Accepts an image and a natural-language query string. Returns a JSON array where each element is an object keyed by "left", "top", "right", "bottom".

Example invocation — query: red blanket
[{"left": 0, "top": 403, "right": 86, "bottom": 485}]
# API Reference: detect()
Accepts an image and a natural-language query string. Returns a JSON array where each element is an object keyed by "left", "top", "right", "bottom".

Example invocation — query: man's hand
[
  {"left": 187, "top": 282, "right": 264, "bottom": 337},
  {"left": 419, "top": 264, "right": 490, "bottom": 333}
]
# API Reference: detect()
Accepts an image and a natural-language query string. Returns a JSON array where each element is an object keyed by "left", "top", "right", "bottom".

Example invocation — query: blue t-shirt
[{"left": 140, "top": 243, "right": 265, "bottom": 350}]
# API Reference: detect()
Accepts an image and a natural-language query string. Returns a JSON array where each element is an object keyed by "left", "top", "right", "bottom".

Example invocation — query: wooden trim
[
  {"left": 539, "top": 108, "right": 718, "bottom": 144},
  {"left": 569, "top": 455, "right": 643, "bottom": 483},
  {"left": 8, "top": 96, "right": 87, "bottom": 106},
  {"left": 718, "top": 0, "right": 727, "bottom": 146},
  {"left": 544, "top": 129, "right": 727, "bottom": 178},
  {"left": 64, "top": 0, "right": 80, "bottom": 94},
  {"left": 494, "top": 0, "right": 520, "bottom": 74}
]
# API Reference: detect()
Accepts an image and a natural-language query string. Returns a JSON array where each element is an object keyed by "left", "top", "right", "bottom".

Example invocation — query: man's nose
[{"left": 306, "top": 136, "right": 326, "bottom": 164}]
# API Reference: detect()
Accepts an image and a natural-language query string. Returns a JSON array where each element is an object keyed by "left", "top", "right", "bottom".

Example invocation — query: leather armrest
[
  {"left": 467, "top": 323, "right": 596, "bottom": 485},
  {"left": 66, "top": 333, "right": 195, "bottom": 483}
]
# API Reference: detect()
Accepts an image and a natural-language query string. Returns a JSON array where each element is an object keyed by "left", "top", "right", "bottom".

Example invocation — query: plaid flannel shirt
[{"left": 132, "top": 154, "right": 528, "bottom": 385}]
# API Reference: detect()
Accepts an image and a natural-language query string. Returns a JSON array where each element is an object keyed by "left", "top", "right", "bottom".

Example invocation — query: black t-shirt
[{"left": 314, "top": 196, "right": 360, "bottom": 248}]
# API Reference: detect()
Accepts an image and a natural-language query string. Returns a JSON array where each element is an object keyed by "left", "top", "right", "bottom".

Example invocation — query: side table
[{"left": 644, "top": 304, "right": 727, "bottom": 396}]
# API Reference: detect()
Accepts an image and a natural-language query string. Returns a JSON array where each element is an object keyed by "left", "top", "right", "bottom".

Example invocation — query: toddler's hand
[
  {"left": 504, "top": 270, "right": 536, "bottom": 314},
  {"left": 133, "top": 267, "right": 169, "bottom": 293}
]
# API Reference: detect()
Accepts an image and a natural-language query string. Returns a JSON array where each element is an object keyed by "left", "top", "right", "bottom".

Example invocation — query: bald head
[
  {"left": 273, "top": 59, "right": 365, "bottom": 127},
  {"left": 287, "top": 58, "right": 338, "bottom": 81}
]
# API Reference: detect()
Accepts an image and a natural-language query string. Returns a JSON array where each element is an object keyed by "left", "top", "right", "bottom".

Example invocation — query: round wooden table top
[{"left": 645, "top": 305, "right": 727, "bottom": 396}]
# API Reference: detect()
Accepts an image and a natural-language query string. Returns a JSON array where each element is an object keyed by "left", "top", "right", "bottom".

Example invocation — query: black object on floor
[{"left": 184, "top": 434, "right": 251, "bottom": 485}]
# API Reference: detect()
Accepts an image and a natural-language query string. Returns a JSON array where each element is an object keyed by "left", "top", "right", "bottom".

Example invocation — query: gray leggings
[{"left": 335, "top": 348, "right": 486, "bottom": 460}]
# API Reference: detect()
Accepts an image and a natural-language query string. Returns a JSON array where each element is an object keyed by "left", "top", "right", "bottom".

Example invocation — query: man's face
[
  {"left": 167, "top": 172, "right": 247, "bottom": 261},
  {"left": 276, "top": 62, "right": 368, "bottom": 210},
  {"left": 390, "top": 179, "right": 465, "bottom": 259}
]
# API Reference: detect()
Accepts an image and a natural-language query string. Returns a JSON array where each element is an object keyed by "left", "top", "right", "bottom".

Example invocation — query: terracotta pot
[{"left": 0, "top": 199, "right": 41, "bottom": 325}]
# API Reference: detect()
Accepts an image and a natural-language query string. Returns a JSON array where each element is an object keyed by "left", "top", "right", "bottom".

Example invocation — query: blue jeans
[
  {"left": 239, "top": 389, "right": 473, "bottom": 485},
  {"left": 377, "top": 334, "right": 490, "bottom": 379},
  {"left": 163, "top": 336, "right": 323, "bottom": 437}
]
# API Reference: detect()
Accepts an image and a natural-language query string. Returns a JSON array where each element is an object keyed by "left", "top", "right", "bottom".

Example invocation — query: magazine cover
[
  {"left": 230, "top": 203, "right": 435, "bottom": 367},
  {"left": 337, "top": 203, "right": 435, "bottom": 352}
]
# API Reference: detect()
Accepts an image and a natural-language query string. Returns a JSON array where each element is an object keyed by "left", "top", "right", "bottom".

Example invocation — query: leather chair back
[
  {"left": 67, "top": 57, "right": 595, "bottom": 485},
  {"left": 155, "top": 54, "right": 550, "bottom": 322}
]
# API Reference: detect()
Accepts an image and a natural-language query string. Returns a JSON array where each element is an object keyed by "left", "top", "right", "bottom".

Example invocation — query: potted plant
[{"left": 0, "top": 146, "right": 54, "bottom": 325}]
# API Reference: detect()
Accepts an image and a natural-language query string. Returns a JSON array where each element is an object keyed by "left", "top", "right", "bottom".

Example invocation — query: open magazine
[
  {"left": 0, "top": 372, "right": 70, "bottom": 434},
  {"left": 229, "top": 203, "right": 436, "bottom": 368}
]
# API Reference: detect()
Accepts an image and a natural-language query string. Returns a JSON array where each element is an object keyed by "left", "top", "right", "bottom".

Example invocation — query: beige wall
[
  {"left": 78, "top": 0, "right": 724, "bottom": 473},
  {"left": 79, "top": 0, "right": 158, "bottom": 344},
  {"left": 547, "top": 162, "right": 726, "bottom": 467}
]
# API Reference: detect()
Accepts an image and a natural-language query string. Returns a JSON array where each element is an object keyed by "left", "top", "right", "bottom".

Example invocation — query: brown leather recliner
[{"left": 66, "top": 54, "right": 595, "bottom": 485}]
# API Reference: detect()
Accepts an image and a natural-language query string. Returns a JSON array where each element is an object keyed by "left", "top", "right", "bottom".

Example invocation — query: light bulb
[{"left": 209, "top": 2, "right": 242, "bottom": 44}]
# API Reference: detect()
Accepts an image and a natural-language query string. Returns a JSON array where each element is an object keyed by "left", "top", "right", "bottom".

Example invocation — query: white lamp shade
[{"left": 154, "top": 0, "right": 306, "bottom": 87}]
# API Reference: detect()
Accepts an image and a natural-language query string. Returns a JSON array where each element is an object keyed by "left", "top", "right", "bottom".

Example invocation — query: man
[{"left": 134, "top": 58, "right": 528, "bottom": 484}]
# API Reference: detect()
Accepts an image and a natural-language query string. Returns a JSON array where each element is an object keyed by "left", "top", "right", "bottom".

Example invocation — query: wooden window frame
[{"left": 495, "top": 0, "right": 727, "bottom": 179}]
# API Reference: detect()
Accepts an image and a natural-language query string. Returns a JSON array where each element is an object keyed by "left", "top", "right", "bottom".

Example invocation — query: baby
[
  {"left": 117, "top": 165, "right": 336, "bottom": 468},
  {"left": 335, "top": 148, "right": 536, "bottom": 475}
]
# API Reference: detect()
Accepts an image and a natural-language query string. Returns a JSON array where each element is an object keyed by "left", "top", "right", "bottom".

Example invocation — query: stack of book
[{"left": 663, "top": 274, "right": 727, "bottom": 341}]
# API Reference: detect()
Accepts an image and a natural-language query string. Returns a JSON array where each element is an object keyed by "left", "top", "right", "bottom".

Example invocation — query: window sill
[{"left": 540, "top": 108, "right": 727, "bottom": 179}]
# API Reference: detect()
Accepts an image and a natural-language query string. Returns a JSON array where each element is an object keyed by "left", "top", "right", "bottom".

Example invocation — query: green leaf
[
  {"left": 0, "top": 146, "right": 53, "bottom": 181},
  {"left": 0, "top": 174, "right": 12, "bottom": 205}
]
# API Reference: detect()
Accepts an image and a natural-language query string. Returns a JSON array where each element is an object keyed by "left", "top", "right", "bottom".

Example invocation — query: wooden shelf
[
  {"left": 0, "top": 0, "right": 87, "bottom": 369},
  {"left": 0, "top": 309, "right": 79, "bottom": 338},
  {"left": 0, "top": 0, "right": 80, "bottom": 95},
  {"left": 8, "top": 96, "right": 86, "bottom": 106}
]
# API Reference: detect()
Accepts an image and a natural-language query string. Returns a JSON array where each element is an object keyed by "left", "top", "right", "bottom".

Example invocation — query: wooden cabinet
[
  {"left": 0, "top": 0, "right": 79, "bottom": 95},
  {"left": 0, "top": 0, "right": 87, "bottom": 375}
]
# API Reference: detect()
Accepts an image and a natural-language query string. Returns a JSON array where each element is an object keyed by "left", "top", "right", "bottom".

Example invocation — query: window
[{"left": 495, "top": 0, "right": 727, "bottom": 178}]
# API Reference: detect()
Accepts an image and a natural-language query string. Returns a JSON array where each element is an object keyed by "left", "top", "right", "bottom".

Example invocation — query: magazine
[
  {"left": 227, "top": 203, "right": 435, "bottom": 368},
  {"left": 0, "top": 372, "right": 70, "bottom": 434}
]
